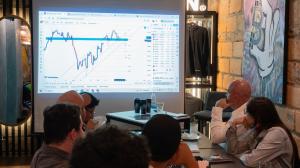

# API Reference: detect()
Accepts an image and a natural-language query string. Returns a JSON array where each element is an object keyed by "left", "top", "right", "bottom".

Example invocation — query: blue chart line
[{"left": 43, "top": 30, "right": 128, "bottom": 70}]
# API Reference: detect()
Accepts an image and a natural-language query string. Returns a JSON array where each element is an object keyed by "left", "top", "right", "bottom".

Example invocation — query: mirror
[{"left": 0, "top": 15, "right": 32, "bottom": 125}]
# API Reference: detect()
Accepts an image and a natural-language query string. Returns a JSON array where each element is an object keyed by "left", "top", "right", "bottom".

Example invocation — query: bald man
[
  {"left": 210, "top": 80, "right": 252, "bottom": 144},
  {"left": 57, "top": 90, "right": 90, "bottom": 123}
]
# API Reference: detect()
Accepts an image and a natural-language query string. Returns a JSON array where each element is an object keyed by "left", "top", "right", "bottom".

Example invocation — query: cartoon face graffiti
[{"left": 249, "top": 0, "right": 280, "bottom": 78}]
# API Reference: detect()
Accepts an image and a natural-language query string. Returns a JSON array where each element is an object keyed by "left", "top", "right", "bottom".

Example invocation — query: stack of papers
[
  {"left": 164, "top": 112, "right": 188, "bottom": 118},
  {"left": 182, "top": 132, "right": 200, "bottom": 141},
  {"left": 185, "top": 141, "right": 200, "bottom": 152}
]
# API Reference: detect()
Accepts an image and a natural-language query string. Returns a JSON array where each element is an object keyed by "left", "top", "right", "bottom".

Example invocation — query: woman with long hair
[{"left": 226, "top": 97, "right": 299, "bottom": 168}]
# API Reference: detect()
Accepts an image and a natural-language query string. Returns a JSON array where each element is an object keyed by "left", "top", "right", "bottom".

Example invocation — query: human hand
[
  {"left": 242, "top": 117, "right": 254, "bottom": 129},
  {"left": 86, "top": 119, "right": 96, "bottom": 130},
  {"left": 231, "top": 116, "right": 253, "bottom": 129},
  {"left": 215, "top": 98, "right": 230, "bottom": 109},
  {"left": 198, "top": 160, "right": 209, "bottom": 168},
  {"left": 231, "top": 116, "right": 246, "bottom": 127}
]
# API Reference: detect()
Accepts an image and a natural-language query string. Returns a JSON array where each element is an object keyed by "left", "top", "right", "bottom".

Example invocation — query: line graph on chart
[
  {"left": 39, "top": 26, "right": 143, "bottom": 82},
  {"left": 43, "top": 30, "right": 127, "bottom": 71}
]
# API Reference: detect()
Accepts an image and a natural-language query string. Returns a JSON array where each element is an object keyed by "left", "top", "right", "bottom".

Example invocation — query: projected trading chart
[{"left": 38, "top": 11, "right": 179, "bottom": 93}]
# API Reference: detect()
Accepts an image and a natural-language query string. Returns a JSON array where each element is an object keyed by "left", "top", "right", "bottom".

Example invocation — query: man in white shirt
[{"left": 210, "top": 79, "right": 251, "bottom": 144}]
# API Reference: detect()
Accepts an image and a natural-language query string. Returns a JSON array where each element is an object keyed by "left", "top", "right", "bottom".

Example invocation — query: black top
[{"left": 186, "top": 23, "right": 210, "bottom": 77}]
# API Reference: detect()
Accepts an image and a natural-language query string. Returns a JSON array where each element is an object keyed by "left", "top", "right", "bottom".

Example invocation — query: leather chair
[
  {"left": 185, "top": 93, "right": 203, "bottom": 117},
  {"left": 193, "top": 91, "right": 233, "bottom": 137}
]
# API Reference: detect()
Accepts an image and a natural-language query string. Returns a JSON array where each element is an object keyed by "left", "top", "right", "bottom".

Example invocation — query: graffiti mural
[{"left": 243, "top": 0, "right": 286, "bottom": 104}]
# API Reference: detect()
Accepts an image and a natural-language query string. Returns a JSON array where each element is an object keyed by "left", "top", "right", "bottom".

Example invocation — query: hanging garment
[{"left": 186, "top": 23, "right": 210, "bottom": 77}]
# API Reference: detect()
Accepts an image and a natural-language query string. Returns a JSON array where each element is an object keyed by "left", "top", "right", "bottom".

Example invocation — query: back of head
[
  {"left": 57, "top": 90, "right": 87, "bottom": 107},
  {"left": 246, "top": 97, "right": 281, "bottom": 130},
  {"left": 228, "top": 79, "right": 251, "bottom": 108},
  {"left": 80, "top": 92, "right": 100, "bottom": 109},
  {"left": 43, "top": 104, "right": 81, "bottom": 144},
  {"left": 70, "top": 126, "right": 150, "bottom": 168},
  {"left": 142, "top": 114, "right": 181, "bottom": 162},
  {"left": 229, "top": 80, "right": 251, "bottom": 98}
]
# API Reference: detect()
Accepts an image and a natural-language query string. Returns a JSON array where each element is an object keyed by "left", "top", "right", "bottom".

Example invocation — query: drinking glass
[{"left": 156, "top": 102, "right": 164, "bottom": 113}]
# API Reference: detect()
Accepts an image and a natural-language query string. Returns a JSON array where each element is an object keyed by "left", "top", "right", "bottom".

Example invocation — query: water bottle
[{"left": 150, "top": 92, "right": 157, "bottom": 112}]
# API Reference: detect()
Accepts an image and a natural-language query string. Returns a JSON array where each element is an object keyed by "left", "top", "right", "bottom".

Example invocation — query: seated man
[
  {"left": 57, "top": 90, "right": 90, "bottom": 128},
  {"left": 70, "top": 126, "right": 150, "bottom": 168},
  {"left": 80, "top": 92, "right": 100, "bottom": 130},
  {"left": 210, "top": 79, "right": 252, "bottom": 144},
  {"left": 31, "top": 104, "right": 84, "bottom": 168}
]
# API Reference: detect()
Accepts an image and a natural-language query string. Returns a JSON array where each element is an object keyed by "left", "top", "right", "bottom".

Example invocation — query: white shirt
[{"left": 210, "top": 103, "right": 247, "bottom": 144}]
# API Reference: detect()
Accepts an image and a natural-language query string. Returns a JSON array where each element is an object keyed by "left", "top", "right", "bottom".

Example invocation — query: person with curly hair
[{"left": 70, "top": 126, "right": 150, "bottom": 168}]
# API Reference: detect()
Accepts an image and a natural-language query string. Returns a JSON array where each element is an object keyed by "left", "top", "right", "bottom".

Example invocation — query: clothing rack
[{"left": 187, "top": 16, "right": 211, "bottom": 28}]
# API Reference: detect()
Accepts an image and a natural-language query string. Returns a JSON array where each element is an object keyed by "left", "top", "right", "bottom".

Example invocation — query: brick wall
[
  {"left": 287, "top": 0, "right": 300, "bottom": 154},
  {"left": 208, "top": 0, "right": 244, "bottom": 92},
  {"left": 208, "top": 0, "right": 300, "bottom": 153}
]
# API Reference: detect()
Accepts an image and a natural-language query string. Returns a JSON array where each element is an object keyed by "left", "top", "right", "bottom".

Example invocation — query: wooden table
[{"left": 106, "top": 111, "right": 191, "bottom": 131}]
